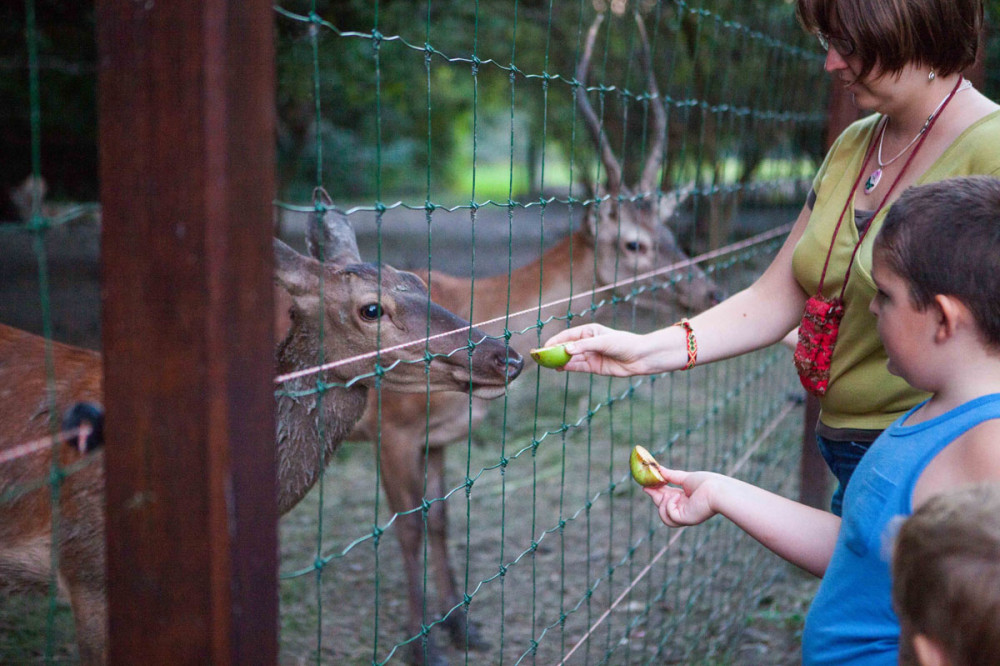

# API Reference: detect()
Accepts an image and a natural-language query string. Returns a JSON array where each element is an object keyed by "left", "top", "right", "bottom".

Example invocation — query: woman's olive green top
[{"left": 792, "top": 110, "right": 1000, "bottom": 431}]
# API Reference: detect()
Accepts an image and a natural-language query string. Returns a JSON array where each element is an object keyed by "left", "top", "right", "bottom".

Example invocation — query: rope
[{"left": 273, "top": 222, "right": 792, "bottom": 385}]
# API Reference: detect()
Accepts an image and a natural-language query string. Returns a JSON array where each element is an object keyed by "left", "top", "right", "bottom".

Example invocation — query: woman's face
[{"left": 823, "top": 45, "right": 924, "bottom": 116}]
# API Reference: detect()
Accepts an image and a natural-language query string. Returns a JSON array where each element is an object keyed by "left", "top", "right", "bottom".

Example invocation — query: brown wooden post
[
  {"left": 798, "top": 78, "right": 859, "bottom": 509},
  {"left": 96, "top": 1, "right": 277, "bottom": 663}
]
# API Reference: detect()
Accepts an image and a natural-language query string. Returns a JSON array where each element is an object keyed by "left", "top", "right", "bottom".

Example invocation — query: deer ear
[
  {"left": 306, "top": 188, "right": 362, "bottom": 265},
  {"left": 274, "top": 237, "right": 323, "bottom": 314},
  {"left": 656, "top": 182, "right": 695, "bottom": 225}
]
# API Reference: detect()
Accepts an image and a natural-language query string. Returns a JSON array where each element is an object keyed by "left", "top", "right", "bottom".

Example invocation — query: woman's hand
[
  {"left": 541, "top": 323, "right": 665, "bottom": 376},
  {"left": 643, "top": 467, "right": 720, "bottom": 527}
]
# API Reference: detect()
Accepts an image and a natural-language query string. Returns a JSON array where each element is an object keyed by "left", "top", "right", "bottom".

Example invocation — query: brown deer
[
  {"left": 345, "top": 12, "right": 722, "bottom": 666},
  {"left": 0, "top": 202, "right": 523, "bottom": 665}
]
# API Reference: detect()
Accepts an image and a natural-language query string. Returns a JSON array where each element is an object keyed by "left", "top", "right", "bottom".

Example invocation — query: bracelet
[{"left": 673, "top": 318, "right": 698, "bottom": 371}]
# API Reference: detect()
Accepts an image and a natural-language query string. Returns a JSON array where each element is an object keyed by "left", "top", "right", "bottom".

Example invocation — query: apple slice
[
  {"left": 630, "top": 445, "right": 667, "bottom": 487},
  {"left": 529, "top": 344, "right": 572, "bottom": 369}
]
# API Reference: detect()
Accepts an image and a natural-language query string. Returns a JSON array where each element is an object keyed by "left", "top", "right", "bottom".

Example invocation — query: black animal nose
[
  {"left": 62, "top": 402, "right": 105, "bottom": 453},
  {"left": 502, "top": 349, "right": 524, "bottom": 381}
]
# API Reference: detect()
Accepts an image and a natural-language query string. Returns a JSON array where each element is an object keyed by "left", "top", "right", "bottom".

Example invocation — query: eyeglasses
[{"left": 817, "top": 31, "right": 856, "bottom": 56}]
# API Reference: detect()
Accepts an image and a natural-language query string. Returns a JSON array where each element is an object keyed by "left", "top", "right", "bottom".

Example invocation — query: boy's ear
[
  {"left": 912, "top": 633, "right": 951, "bottom": 666},
  {"left": 932, "top": 294, "right": 971, "bottom": 345}
]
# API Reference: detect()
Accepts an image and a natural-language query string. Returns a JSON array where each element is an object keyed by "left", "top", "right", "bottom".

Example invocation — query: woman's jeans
[{"left": 815, "top": 435, "right": 874, "bottom": 516}]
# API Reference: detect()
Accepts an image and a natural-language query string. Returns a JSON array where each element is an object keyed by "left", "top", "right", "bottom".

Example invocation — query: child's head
[
  {"left": 873, "top": 175, "right": 1000, "bottom": 352},
  {"left": 891, "top": 482, "right": 1000, "bottom": 666}
]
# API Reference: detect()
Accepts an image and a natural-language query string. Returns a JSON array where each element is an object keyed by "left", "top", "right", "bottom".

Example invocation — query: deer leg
[
  {"left": 64, "top": 577, "right": 107, "bottom": 666},
  {"left": 377, "top": 433, "right": 449, "bottom": 666},
  {"left": 425, "top": 446, "right": 489, "bottom": 652}
]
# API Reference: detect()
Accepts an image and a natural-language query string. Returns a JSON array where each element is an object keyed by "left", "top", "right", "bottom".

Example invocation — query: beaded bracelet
[{"left": 673, "top": 318, "right": 698, "bottom": 371}]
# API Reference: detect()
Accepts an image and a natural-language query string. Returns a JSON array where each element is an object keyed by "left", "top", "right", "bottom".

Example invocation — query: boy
[
  {"left": 642, "top": 175, "right": 1000, "bottom": 664},
  {"left": 891, "top": 482, "right": 1000, "bottom": 666}
]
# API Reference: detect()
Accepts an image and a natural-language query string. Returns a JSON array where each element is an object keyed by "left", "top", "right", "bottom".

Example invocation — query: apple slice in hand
[
  {"left": 630, "top": 445, "right": 667, "bottom": 487},
  {"left": 529, "top": 344, "right": 572, "bottom": 369}
]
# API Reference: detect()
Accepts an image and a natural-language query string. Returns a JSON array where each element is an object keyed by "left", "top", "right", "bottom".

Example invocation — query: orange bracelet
[{"left": 673, "top": 318, "right": 697, "bottom": 371}]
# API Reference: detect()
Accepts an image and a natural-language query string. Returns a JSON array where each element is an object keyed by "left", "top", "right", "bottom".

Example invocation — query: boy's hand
[
  {"left": 643, "top": 466, "right": 719, "bottom": 527},
  {"left": 542, "top": 324, "right": 652, "bottom": 376}
]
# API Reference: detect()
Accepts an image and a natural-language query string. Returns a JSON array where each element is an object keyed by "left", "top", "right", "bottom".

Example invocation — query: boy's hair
[
  {"left": 796, "top": 0, "right": 982, "bottom": 83},
  {"left": 874, "top": 175, "right": 1000, "bottom": 349},
  {"left": 892, "top": 483, "right": 1000, "bottom": 666}
]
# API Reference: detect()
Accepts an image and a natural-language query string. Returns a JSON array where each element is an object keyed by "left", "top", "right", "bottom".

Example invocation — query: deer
[
  {"left": 0, "top": 197, "right": 523, "bottom": 665},
  {"left": 344, "top": 12, "right": 723, "bottom": 666}
]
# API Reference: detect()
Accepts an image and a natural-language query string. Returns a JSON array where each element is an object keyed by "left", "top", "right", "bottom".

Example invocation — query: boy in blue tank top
[{"left": 641, "top": 175, "right": 1000, "bottom": 665}]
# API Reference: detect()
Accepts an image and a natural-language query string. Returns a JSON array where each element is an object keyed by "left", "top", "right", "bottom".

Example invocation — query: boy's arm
[{"left": 644, "top": 467, "right": 841, "bottom": 578}]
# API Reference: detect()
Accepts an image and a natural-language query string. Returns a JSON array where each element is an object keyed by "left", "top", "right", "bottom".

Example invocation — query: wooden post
[{"left": 96, "top": 1, "right": 278, "bottom": 663}]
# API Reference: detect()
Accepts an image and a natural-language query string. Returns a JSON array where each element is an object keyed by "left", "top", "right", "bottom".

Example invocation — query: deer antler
[
  {"left": 634, "top": 14, "right": 667, "bottom": 195},
  {"left": 576, "top": 12, "right": 622, "bottom": 194}
]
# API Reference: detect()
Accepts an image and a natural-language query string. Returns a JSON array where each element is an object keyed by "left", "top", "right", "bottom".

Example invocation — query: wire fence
[
  {"left": 270, "top": 2, "right": 824, "bottom": 664},
  {"left": 5, "top": 0, "right": 970, "bottom": 663}
]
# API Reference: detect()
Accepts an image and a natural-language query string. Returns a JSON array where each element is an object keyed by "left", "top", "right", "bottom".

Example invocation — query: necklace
[{"left": 864, "top": 77, "right": 972, "bottom": 195}]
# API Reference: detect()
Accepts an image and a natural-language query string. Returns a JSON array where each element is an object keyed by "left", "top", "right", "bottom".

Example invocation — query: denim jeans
[{"left": 815, "top": 435, "right": 874, "bottom": 517}]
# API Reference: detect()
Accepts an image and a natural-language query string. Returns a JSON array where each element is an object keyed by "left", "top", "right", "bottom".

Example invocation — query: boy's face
[{"left": 869, "top": 250, "right": 934, "bottom": 384}]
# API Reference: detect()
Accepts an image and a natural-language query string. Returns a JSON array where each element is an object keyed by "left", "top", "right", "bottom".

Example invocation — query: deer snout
[
  {"left": 467, "top": 337, "right": 523, "bottom": 398},
  {"left": 62, "top": 402, "right": 105, "bottom": 454},
  {"left": 500, "top": 348, "right": 524, "bottom": 382}
]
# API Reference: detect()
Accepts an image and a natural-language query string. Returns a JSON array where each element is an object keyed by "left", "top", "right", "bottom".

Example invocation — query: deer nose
[{"left": 502, "top": 349, "right": 524, "bottom": 381}]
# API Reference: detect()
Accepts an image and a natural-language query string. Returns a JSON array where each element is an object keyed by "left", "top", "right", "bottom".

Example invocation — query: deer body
[{"left": 0, "top": 204, "right": 522, "bottom": 664}]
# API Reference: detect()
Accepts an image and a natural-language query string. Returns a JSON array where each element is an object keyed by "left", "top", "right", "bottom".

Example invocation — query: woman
[{"left": 543, "top": 0, "right": 1000, "bottom": 515}]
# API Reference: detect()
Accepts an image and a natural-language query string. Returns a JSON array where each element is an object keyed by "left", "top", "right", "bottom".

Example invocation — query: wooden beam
[{"left": 96, "top": 1, "right": 277, "bottom": 662}]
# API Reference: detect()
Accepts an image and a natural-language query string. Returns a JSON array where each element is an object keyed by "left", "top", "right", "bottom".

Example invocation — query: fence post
[{"left": 96, "top": 1, "right": 277, "bottom": 663}]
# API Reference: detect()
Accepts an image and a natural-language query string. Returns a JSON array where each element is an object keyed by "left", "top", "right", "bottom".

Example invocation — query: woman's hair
[
  {"left": 874, "top": 176, "right": 1000, "bottom": 350},
  {"left": 892, "top": 483, "right": 1000, "bottom": 666},
  {"left": 796, "top": 0, "right": 982, "bottom": 82}
]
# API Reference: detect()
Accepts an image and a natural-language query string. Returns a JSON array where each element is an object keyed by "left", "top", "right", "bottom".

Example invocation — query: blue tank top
[{"left": 801, "top": 393, "right": 1000, "bottom": 665}]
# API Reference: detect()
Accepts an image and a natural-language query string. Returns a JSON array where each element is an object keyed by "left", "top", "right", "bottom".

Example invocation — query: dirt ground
[{"left": 1, "top": 199, "right": 824, "bottom": 664}]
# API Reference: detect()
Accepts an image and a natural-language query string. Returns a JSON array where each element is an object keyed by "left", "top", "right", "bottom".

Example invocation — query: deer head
[
  {"left": 274, "top": 190, "right": 522, "bottom": 398},
  {"left": 576, "top": 13, "right": 722, "bottom": 314}
]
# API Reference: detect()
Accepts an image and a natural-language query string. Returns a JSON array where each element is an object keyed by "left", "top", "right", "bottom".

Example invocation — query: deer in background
[
  {"left": 0, "top": 198, "right": 523, "bottom": 665},
  {"left": 345, "top": 12, "right": 722, "bottom": 666}
]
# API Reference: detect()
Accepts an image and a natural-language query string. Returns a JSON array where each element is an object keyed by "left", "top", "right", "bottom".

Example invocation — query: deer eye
[
  {"left": 625, "top": 240, "right": 645, "bottom": 253},
  {"left": 359, "top": 303, "right": 383, "bottom": 321}
]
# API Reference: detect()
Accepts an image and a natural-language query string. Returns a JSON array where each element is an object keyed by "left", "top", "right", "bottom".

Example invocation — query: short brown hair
[
  {"left": 892, "top": 483, "right": 1000, "bottom": 666},
  {"left": 873, "top": 176, "right": 1000, "bottom": 351},
  {"left": 796, "top": 0, "right": 983, "bottom": 82}
]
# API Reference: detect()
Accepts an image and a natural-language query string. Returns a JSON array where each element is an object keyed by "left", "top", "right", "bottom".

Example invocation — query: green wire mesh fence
[
  {"left": 11, "top": 1, "right": 997, "bottom": 664},
  {"left": 272, "top": 1, "right": 823, "bottom": 664}
]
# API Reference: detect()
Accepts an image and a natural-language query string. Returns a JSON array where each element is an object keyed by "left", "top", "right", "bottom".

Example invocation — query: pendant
[{"left": 864, "top": 168, "right": 882, "bottom": 195}]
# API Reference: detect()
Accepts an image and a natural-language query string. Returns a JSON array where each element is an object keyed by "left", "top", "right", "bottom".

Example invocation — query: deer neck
[
  {"left": 274, "top": 319, "right": 368, "bottom": 515},
  {"left": 465, "top": 229, "right": 596, "bottom": 354}
]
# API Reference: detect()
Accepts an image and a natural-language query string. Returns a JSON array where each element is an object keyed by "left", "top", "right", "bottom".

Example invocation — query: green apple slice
[
  {"left": 630, "top": 445, "right": 667, "bottom": 487},
  {"left": 529, "top": 344, "right": 572, "bottom": 369}
]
